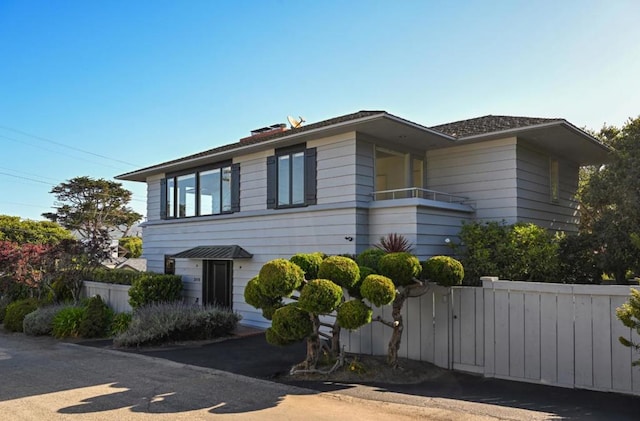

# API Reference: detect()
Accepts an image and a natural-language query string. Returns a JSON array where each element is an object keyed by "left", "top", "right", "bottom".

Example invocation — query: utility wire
[{"left": 0, "top": 125, "right": 141, "bottom": 168}]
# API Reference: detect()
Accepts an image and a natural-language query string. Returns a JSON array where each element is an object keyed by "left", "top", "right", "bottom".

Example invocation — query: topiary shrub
[
  {"left": 258, "top": 259, "right": 305, "bottom": 298},
  {"left": 110, "top": 312, "right": 132, "bottom": 336},
  {"left": 347, "top": 266, "right": 376, "bottom": 298},
  {"left": 360, "top": 274, "right": 396, "bottom": 306},
  {"left": 356, "top": 248, "right": 386, "bottom": 272},
  {"left": 298, "top": 279, "right": 343, "bottom": 314},
  {"left": 3, "top": 298, "right": 39, "bottom": 332},
  {"left": 52, "top": 306, "right": 86, "bottom": 338},
  {"left": 422, "top": 256, "right": 465, "bottom": 287},
  {"left": 113, "top": 302, "right": 240, "bottom": 347},
  {"left": 317, "top": 256, "right": 360, "bottom": 289},
  {"left": 290, "top": 252, "right": 325, "bottom": 280},
  {"left": 337, "top": 299, "right": 372, "bottom": 330},
  {"left": 128, "top": 274, "right": 183, "bottom": 309},
  {"left": 270, "top": 304, "right": 313, "bottom": 342},
  {"left": 265, "top": 326, "right": 295, "bottom": 346},
  {"left": 23, "top": 303, "right": 70, "bottom": 336},
  {"left": 261, "top": 301, "right": 284, "bottom": 321},
  {"left": 79, "top": 295, "right": 114, "bottom": 338},
  {"left": 378, "top": 252, "right": 422, "bottom": 286}
]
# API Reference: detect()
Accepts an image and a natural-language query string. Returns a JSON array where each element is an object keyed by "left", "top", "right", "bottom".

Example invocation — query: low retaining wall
[{"left": 82, "top": 281, "right": 132, "bottom": 313}]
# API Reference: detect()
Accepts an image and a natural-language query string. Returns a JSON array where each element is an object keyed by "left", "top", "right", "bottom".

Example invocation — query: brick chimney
[{"left": 240, "top": 123, "right": 287, "bottom": 143}]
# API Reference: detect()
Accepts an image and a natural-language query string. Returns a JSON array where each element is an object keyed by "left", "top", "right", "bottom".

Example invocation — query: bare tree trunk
[
  {"left": 302, "top": 314, "right": 321, "bottom": 370},
  {"left": 331, "top": 319, "right": 341, "bottom": 355},
  {"left": 387, "top": 289, "right": 409, "bottom": 367}
]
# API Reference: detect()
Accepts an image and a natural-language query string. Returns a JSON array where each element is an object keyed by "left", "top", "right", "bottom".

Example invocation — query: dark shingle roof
[
  {"left": 172, "top": 245, "right": 253, "bottom": 259},
  {"left": 117, "top": 110, "right": 385, "bottom": 179},
  {"left": 430, "top": 115, "right": 564, "bottom": 138}
]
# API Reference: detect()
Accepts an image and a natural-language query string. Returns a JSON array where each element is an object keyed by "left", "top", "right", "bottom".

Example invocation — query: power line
[
  {"left": 0, "top": 125, "right": 141, "bottom": 168},
  {"left": 0, "top": 134, "right": 130, "bottom": 171},
  {"left": 0, "top": 166, "right": 60, "bottom": 183}
]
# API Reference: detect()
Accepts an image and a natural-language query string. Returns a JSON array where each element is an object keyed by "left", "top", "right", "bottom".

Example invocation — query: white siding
[
  {"left": 426, "top": 138, "right": 519, "bottom": 223},
  {"left": 146, "top": 174, "right": 164, "bottom": 222},
  {"left": 516, "top": 143, "right": 580, "bottom": 232}
]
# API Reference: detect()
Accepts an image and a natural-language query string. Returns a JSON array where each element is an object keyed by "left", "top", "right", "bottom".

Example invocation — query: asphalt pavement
[{"left": 79, "top": 328, "right": 640, "bottom": 420}]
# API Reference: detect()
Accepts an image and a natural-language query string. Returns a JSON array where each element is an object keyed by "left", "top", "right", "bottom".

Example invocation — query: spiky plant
[{"left": 375, "top": 233, "right": 413, "bottom": 253}]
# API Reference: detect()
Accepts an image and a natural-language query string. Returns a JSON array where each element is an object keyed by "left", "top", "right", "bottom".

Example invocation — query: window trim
[
  {"left": 161, "top": 160, "right": 239, "bottom": 219},
  {"left": 267, "top": 144, "right": 316, "bottom": 210},
  {"left": 549, "top": 157, "right": 560, "bottom": 203}
]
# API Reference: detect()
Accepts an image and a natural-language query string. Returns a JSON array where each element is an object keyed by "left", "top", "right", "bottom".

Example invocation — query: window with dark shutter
[{"left": 267, "top": 145, "right": 317, "bottom": 209}]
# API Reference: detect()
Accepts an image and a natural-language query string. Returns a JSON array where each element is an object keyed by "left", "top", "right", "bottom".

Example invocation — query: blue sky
[{"left": 1, "top": 0, "right": 639, "bottom": 221}]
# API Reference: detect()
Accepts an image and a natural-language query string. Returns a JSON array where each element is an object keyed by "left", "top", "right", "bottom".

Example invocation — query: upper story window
[
  {"left": 161, "top": 162, "right": 239, "bottom": 219},
  {"left": 267, "top": 145, "right": 317, "bottom": 209}
]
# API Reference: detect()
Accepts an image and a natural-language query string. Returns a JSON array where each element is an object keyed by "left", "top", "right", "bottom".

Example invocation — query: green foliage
[
  {"left": 258, "top": 259, "right": 305, "bottom": 298},
  {"left": 375, "top": 233, "right": 413, "bottom": 253},
  {"left": 347, "top": 266, "right": 376, "bottom": 298},
  {"left": 261, "top": 302, "right": 284, "bottom": 321},
  {"left": 557, "top": 234, "right": 601, "bottom": 284},
  {"left": 457, "top": 221, "right": 560, "bottom": 284},
  {"left": 265, "top": 327, "right": 295, "bottom": 346},
  {"left": 113, "top": 302, "right": 240, "bottom": 347},
  {"left": 290, "top": 252, "right": 325, "bottom": 280},
  {"left": 78, "top": 295, "right": 114, "bottom": 338},
  {"left": 23, "top": 304, "right": 70, "bottom": 336},
  {"left": 0, "top": 295, "right": 11, "bottom": 323},
  {"left": 3, "top": 298, "right": 39, "bottom": 332},
  {"left": 0, "top": 215, "right": 73, "bottom": 245},
  {"left": 119, "top": 236, "right": 142, "bottom": 258},
  {"left": 616, "top": 289, "right": 640, "bottom": 365},
  {"left": 52, "top": 306, "right": 86, "bottom": 338},
  {"left": 84, "top": 268, "right": 144, "bottom": 285},
  {"left": 360, "top": 274, "right": 396, "bottom": 306},
  {"left": 337, "top": 299, "right": 372, "bottom": 330},
  {"left": 298, "top": 279, "right": 343, "bottom": 314},
  {"left": 317, "top": 256, "right": 360, "bottom": 289},
  {"left": 378, "top": 252, "right": 422, "bottom": 287},
  {"left": 423, "top": 256, "right": 464, "bottom": 287},
  {"left": 110, "top": 312, "right": 132, "bottom": 336},
  {"left": 356, "top": 248, "right": 386, "bottom": 272},
  {"left": 270, "top": 304, "right": 313, "bottom": 342},
  {"left": 128, "top": 273, "right": 183, "bottom": 309},
  {"left": 48, "top": 277, "right": 74, "bottom": 303}
]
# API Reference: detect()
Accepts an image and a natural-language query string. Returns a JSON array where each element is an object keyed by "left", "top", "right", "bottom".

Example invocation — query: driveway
[{"left": 85, "top": 330, "right": 640, "bottom": 420}]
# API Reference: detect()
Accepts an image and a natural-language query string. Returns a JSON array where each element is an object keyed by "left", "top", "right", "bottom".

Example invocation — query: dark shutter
[
  {"left": 160, "top": 178, "right": 167, "bottom": 219},
  {"left": 230, "top": 163, "right": 240, "bottom": 213},
  {"left": 266, "top": 155, "right": 277, "bottom": 209},
  {"left": 304, "top": 147, "right": 317, "bottom": 205}
]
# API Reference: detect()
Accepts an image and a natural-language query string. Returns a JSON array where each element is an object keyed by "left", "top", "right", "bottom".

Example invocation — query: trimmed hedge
[
  {"left": 317, "top": 256, "right": 360, "bottom": 289},
  {"left": 378, "top": 252, "right": 422, "bottom": 286},
  {"left": 337, "top": 299, "right": 372, "bottom": 330},
  {"left": 360, "top": 274, "right": 396, "bottom": 307},
  {"left": 258, "top": 259, "right": 305, "bottom": 298},
  {"left": 298, "top": 279, "right": 343, "bottom": 314},
  {"left": 290, "top": 252, "right": 325, "bottom": 280},
  {"left": 128, "top": 274, "right": 183, "bottom": 309},
  {"left": 422, "top": 256, "right": 464, "bottom": 287},
  {"left": 270, "top": 304, "right": 313, "bottom": 342},
  {"left": 3, "top": 298, "right": 39, "bottom": 332}
]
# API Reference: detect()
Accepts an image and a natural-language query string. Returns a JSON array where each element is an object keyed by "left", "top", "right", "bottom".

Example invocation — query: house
[
  {"left": 116, "top": 110, "right": 609, "bottom": 328},
  {"left": 115, "top": 258, "right": 147, "bottom": 272}
]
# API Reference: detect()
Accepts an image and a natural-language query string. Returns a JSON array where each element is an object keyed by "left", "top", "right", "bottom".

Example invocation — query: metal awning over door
[{"left": 171, "top": 245, "right": 252, "bottom": 259}]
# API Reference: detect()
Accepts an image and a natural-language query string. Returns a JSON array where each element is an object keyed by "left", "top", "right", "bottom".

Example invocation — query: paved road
[{"left": 0, "top": 331, "right": 511, "bottom": 420}]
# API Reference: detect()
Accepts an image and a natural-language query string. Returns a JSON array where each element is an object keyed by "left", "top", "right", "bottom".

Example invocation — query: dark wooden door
[{"left": 202, "top": 260, "right": 232, "bottom": 308}]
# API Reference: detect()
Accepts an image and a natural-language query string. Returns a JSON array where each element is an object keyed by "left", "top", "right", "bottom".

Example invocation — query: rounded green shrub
[
  {"left": 3, "top": 298, "right": 39, "bottom": 332},
  {"left": 110, "top": 312, "right": 132, "bottom": 336},
  {"left": 378, "top": 252, "right": 422, "bottom": 286},
  {"left": 258, "top": 259, "right": 305, "bottom": 298},
  {"left": 337, "top": 299, "right": 372, "bottom": 330},
  {"left": 23, "top": 304, "right": 69, "bottom": 336},
  {"left": 265, "top": 326, "right": 295, "bottom": 346},
  {"left": 317, "top": 256, "right": 360, "bottom": 289},
  {"left": 79, "top": 295, "right": 114, "bottom": 338},
  {"left": 271, "top": 304, "right": 313, "bottom": 342},
  {"left": 290, "top": 252, "right": 325, "bottom": 280},
  {"left": 261, "top": 301, "right": 284, "bottom": 320},
  {"left": 52, "top": 306, "right": 86, "bottom": 338},
  {"left": 356, "top": 248, "right": 386, "bottom": 272},
  {"left": 422, "top": 256, "right": 464, "bottom": 287},
  {"left": 298, "top": 279, "right": 343, "bottom": 314},
  {"left": 360, "top": 274, "right": 396, "bottom": 306},
  {"left": 128, "top": 274, "right": 183, "bottom": 309},
  {"left": 347, "top": 266, "right": 376, "bottom": 298}
]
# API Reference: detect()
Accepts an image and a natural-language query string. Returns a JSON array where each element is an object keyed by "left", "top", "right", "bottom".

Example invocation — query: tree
[
  {"left": 0, "top": 215, "right": 72, "bottom": 245},
  {"left": 616, "top": 288, "right": 640, "bottom": 366},
  {"left": 119, "top": 236, "right": 142, "bottom": 258},
  {"left": 578, "top": 116, "right": 640, "bottom": 283},
  {"left": 43, "top": 176, "right": 142, "bottom": 265}
]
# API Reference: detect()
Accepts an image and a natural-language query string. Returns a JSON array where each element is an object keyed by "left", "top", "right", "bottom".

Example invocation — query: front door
[{"left": 202, "top": 260, "right": 232, "bottom": 308}]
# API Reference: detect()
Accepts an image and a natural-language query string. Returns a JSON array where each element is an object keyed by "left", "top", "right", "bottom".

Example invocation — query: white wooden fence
[
  {"left": 82, "top": 281, "right": 132, "bottom": 313},
  {"left": 341, "top": 278, "right": 640, "bottom": 396}
]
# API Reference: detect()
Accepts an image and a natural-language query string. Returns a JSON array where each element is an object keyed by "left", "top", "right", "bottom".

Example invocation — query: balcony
[{"left": 372, "top": 187, "right": 468, "bottom": 204}]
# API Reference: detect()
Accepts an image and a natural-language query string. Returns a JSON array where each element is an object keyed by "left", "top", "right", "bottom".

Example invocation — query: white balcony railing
[{"left": 373, "top": 187, "right": 468, "bottom": 203}]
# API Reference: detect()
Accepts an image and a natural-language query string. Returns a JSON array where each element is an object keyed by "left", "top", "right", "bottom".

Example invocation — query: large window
[
  {"left": 267, "top": 145, "right": 316, "bottom": 209},
  {"left": 161, "top": 163, "right": 239, "bottom": 219},
  {"left": 375, "top": 147, "right": 424, "bottom": 199}
]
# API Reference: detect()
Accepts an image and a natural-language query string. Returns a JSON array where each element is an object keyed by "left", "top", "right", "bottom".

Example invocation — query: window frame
[
  {"left": 549, "top": 158, "right": 560, "bottom": 203},
  {"left": 267, "top": 144, "right": 317, "bottom": 210},
  {"left": 161, "top": 160, "right": 239, "bottom": 219}
]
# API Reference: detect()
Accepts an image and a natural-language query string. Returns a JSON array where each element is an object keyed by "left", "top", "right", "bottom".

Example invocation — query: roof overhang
[
  {"left": 116, "top": 112, "right": 455, "bottom": 182},
  {"left": 171, "top": 245, "right": 253, "bottom": 259},
  {"left": 453, "top": 121, "right": 611, "bottom": 165}
]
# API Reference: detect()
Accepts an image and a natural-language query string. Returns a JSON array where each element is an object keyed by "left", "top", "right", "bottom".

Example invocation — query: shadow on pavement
[{"left": 80, "top": 331, "right": 640, "bottom": 420}]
